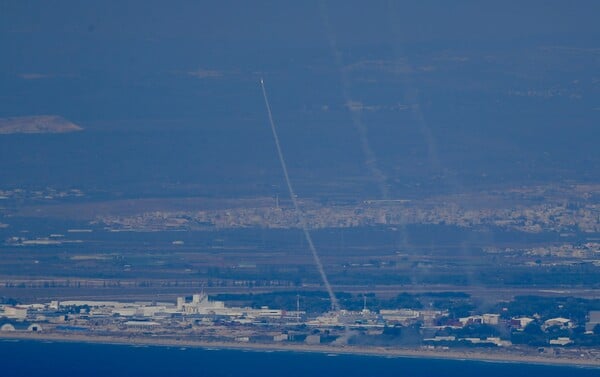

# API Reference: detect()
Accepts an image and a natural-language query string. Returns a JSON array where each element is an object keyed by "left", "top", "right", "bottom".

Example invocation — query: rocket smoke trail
[
  {"left": 318, "top": 2, "right": 390, "bottom": 200},
  {"left": 260, "top": 78, "right": 340, "bottom": 311}
]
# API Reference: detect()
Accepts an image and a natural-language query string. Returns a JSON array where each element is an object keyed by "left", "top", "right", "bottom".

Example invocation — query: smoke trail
[
  {"left": 383, "top": 2, "right": 483, "bottom": 290},
  {"left": 318, "top": 2, "right": 412, "bottom": 280},
  {"left": 318, "top": 2, "right": 390, "bottom": 200},
  {"left": 260, "top": 78, "right": 340, "bottom": 311}
]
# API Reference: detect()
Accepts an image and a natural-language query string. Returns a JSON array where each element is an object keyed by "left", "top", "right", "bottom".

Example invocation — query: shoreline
[{"left": 1, "top": 332, "right": 598, "bottom": 368}]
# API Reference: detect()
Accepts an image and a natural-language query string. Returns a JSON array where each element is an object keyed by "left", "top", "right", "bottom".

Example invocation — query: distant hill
[{"left": 0, "top": 115, "right": 82, "bottom": 134}]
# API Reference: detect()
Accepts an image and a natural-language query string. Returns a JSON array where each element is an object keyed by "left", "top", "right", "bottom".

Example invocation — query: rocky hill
[{"left": 0, "top": 115, "right": 82, "bottom": 134}]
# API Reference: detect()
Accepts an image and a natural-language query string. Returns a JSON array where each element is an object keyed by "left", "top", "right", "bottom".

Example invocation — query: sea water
[{"left": 1, "top": 340, "right": 598, "bottom": 377}]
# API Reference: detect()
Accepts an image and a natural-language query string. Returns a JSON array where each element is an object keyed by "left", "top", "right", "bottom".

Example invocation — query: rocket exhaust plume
[
  {"left": 318, "top": 2, "right": 390, "bottom": 200},
  {"left": 260, "top": 78, "right": 340, "bottom": 311}
]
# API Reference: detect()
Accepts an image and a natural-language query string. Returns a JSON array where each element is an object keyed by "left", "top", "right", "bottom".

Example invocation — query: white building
[
  {"left": 511, "top": 317, "right": 534, "bottom": 329},
  {"left": 2, "top": 306, "right": 27, "bottom": 319},
  {"left": 380, "top": 309, "right": 420, "bottom": 324},
  {"left": 178, "top": 293, "right": 225, "bottom": 315},
  {"left": 549, "top": 337, "right": 573, "bottom": 346},
  {"left": 482, "top": 314, "right": 500, "bottom": 325},
  {"left": 459, "top": 315, "right": 483, "bottom": 326},
  {"left": 458, "top": 314, "right": 500, "bottom": 326},
  {"left": 543, "top": 317, "right": 572, "bottom": 329}
]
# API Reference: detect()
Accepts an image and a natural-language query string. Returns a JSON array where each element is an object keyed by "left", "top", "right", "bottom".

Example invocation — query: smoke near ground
[{"left": 260, "top": 78, "right": 340, "bottom": 311}]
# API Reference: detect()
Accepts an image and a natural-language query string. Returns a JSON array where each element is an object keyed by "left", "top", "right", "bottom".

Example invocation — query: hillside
[{"left": 0, "top": 115, "right": 82, "bottom": 134}]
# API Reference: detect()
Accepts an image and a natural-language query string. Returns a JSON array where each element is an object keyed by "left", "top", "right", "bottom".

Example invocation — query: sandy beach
[{"left": 1, "top": 332, "right": 598, "bottom": 368}]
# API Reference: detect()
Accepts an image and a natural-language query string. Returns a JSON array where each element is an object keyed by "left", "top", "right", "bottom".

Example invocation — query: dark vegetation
[
  {"left": 495, "top": 296, "right": 600, "bottom": 323},
  {"left": 212, "top": 291, "right": 472, "bottom": 314}
]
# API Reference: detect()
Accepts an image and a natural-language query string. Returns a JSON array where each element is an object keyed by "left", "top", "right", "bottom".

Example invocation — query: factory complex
[{"left": 1, "top": 292, "right": 598, "bottom": 352}]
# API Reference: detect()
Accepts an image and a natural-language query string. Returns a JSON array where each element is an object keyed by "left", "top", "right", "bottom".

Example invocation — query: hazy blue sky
[
  {"left": 2, "top": 1, "right": 599, "bottom": 80},
  {"left": 1, "top": 2, "right": 598, "bottom": 195}
]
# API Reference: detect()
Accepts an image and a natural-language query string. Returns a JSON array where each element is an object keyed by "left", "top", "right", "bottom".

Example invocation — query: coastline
[{"left": 1, "top": 332, "right": 598, "bottom": 368}]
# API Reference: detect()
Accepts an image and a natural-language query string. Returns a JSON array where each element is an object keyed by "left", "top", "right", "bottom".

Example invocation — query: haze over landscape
[{"left": 1, "top": 1, "right": 599, "bottom": 375}]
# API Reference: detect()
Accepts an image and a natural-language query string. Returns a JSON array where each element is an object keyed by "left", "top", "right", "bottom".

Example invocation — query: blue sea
[{"left": 1, "top": 340, "right": 598, "bottom": 377}]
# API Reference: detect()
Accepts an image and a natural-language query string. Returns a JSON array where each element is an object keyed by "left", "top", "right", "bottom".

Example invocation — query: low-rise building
[
  {"left": 543, "top": 317, "right": 573, "bottom": 329},
  {"left": 585, "top": 311, "right": 600, "bottom": 332},
  {"left": 380, "top": 309, "right": 419, "bottom": 324},
  {"left": 549, "top": 337, "right": 573, "bottom": 346},
  {"left": 511, "top": 317, "right": 534, "bottom": 329},
  {"left": 2, "top": 306, "right": 28, "bottom": 320}
]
